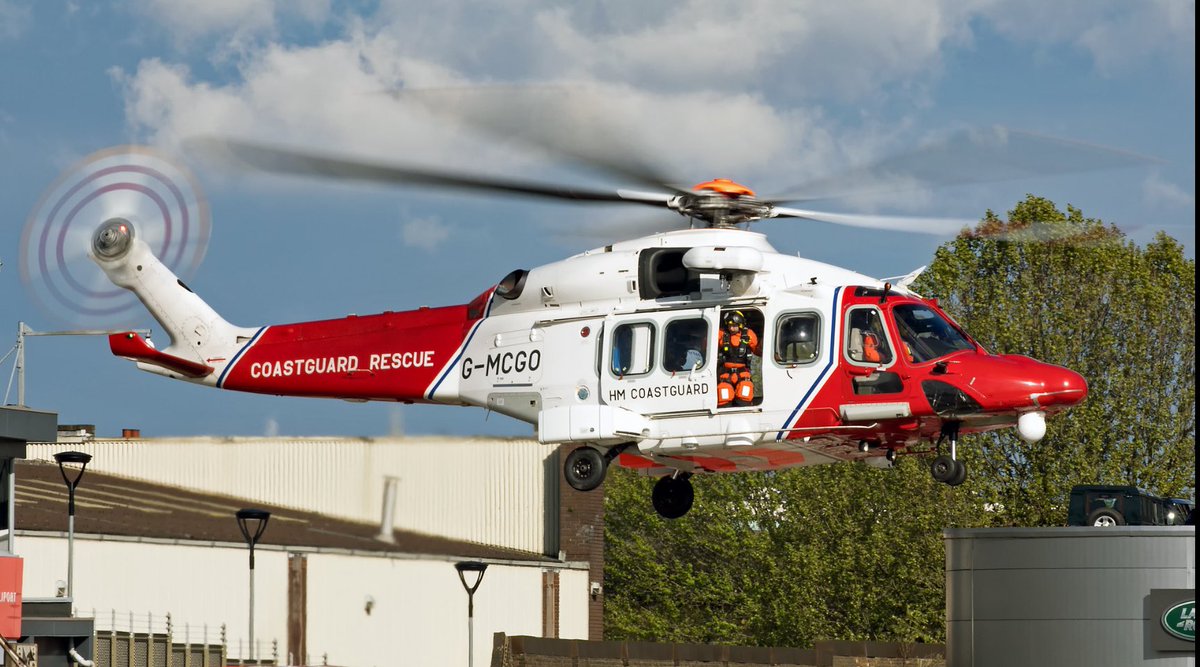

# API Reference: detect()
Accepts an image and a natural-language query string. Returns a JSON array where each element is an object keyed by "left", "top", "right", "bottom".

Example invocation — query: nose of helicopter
[
  {"left": 1041, "top": 363, "right": 1088, "bottom": 408},
  {"left": 948, "top": 354, "right": 1087, "bottom": 412},
  {"left": 994, "top": 355, "right": 1088, "bottom": 411}
]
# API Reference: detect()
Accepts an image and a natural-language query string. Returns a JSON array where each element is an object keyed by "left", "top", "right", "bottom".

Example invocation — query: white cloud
[
  {"left": 1143, "top": 173, "right": 1195, "bottom": 210},
  {"left": 263, "top": 416, "right": 279, "bottom": 437},
  {"left": 401, "top": 216, "right": 450, "bottom": 250},
  {"left": 0, "top": 0, "right": 30, "bottom": 41},
  {"left": 127, "top": 0, "right": 331, "bottom": 52},
  {"left": 981, "top": 0, "right": 1195, "bottom": 77},
  {"left": 111, "top": 1, "right": 1192, "bottom": 222}
]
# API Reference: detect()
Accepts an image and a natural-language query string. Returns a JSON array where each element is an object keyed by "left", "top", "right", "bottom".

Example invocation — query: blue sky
[{"left": 1, "top": 1, "right": 1194, "bottom": 439}]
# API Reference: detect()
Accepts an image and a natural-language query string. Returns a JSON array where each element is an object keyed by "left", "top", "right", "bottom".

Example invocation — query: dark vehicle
[
  {"left": 1067, "top": 485, "right": 1193, "bottom": 527},
  {"left": 1164, "top": 498, "right": 1195, "bottom": 526}
]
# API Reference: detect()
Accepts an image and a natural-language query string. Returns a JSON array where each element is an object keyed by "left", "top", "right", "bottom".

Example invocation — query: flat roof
[{"left": 15, "top": 460, "right": 555, "bottom": 564}]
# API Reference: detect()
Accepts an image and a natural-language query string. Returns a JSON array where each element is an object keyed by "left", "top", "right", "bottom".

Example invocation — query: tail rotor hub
[{"left": 92, "top": 218, "right": 136, "bottom": 260}]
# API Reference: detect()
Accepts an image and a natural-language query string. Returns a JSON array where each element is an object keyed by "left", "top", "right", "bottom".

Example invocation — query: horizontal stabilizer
[{"left": 109, "top": 332, "right": 214, "bottom": 378}]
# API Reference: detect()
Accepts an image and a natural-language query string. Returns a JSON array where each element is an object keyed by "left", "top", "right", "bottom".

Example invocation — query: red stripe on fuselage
[{"left": 221, "top": 303, "right": 479, "bottom": 401}]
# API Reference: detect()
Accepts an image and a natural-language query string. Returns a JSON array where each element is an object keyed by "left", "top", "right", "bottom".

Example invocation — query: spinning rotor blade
[
  {"left": 771, "top": 206, "right": 974, "bottom": 236},
  {"left": 21, "top": 145, "right": 210, "bottom": 326},
  {"left": 190, "top": 138, "right": 676, "bottom": 208},
  {"left": 768, "top": 127, "right": 1160, "bottom": 204},
  {"left": 964, "top": 220, "right": 1133, "bottom": 245},
  {"left": 389, "top": 85, "right": 685, "bottom": 195}
]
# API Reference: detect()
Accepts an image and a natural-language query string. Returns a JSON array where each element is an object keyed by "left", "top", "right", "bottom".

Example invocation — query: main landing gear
[
  {"left": 930, "top": 423, "right": 967, "bottom": 487},
  {"left": 563, "top": 445, "right": 617, "bottom": 492},
  {"left": 563, "top": 445, "right": 696, "bottom": 519}
]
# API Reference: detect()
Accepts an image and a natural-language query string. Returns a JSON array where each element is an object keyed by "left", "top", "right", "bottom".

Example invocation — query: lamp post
[
  {"left": 53, "top": 450, "right": 91, "bottom": 600},
  {"left": 236, "top": 508, "right": 270, "bottom": 663},
  {"left": 455, "top": 561, "right": 488, "bottom": 667}
]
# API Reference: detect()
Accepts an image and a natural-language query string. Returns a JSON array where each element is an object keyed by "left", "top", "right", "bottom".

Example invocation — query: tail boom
[{"left": 215, "top": 303, "right": 484, "bottom": 402}]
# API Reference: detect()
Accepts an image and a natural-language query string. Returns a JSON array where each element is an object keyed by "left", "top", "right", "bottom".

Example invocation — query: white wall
[
  {"left": 558, "top": 569, "right": 591, "bottom": 640},
  {"left": 18, "top": 534, "right": 588, "bottom": 667},
  {"left": 28, "top": 437, "right": 557, "bottom": 555}
]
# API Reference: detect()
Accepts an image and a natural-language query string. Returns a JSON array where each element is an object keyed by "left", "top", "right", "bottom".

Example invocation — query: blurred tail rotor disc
[{"left": 20, "top": 145, "right": 210, "bottom": 326}]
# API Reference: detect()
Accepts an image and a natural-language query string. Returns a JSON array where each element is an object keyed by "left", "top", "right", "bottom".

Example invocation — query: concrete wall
[
  {"left": 18, "top": 534, "right": 589, "bottom": 667},
  {"left": 945, "top": 526, "right": 1196, "bottom": 667}
]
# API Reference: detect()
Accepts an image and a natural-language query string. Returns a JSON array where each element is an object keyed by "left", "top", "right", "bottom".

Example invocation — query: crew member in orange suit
[{"left": 717, "top": 311, "right": 761, "bottom": 406}]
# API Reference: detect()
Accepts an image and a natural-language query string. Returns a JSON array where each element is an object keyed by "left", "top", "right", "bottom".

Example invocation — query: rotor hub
[
  {"left": 672, "top": 187, "right": 773, "bottom": 228},
  {"left": 92, "top": 218, "right": 136, "bottom": 260}
]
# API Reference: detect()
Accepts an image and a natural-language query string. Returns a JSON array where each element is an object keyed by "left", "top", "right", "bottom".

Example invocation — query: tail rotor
[{"left": 20, "top": 145, "right": 211, "bottom": 326}]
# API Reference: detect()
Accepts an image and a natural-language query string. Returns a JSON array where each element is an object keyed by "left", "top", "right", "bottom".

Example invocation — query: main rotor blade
[
  {"left": 771, "top": 206, "right": 974, "bottom": 236},
  {"left": 768, "top": 127, "right": 1161, "bottom": 204},
  {"left": 388, "top": 85, "right": 686, "bottom": 195},
  {"left": 188, "top": 138, "right": 676, "bottom": 208}
]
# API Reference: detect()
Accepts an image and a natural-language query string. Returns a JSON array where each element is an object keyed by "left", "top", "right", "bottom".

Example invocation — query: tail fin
[{"left": 90, "top": 218, "right": 253, "bottom": 382}]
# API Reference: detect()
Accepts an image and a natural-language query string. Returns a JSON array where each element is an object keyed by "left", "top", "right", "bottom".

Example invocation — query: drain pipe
[
  {"left": 69, "top": 646, "right": 95, "bottom": 667},
  {"left": 376, "top": 476, "right": 399, "bottom": 543}
]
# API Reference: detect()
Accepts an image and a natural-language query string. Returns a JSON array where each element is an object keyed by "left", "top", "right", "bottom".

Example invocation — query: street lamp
[
  {"left": 455, "top": 561, "right": 488, "bottom": 667},
  {"left": 53, "top": 450, "right": 91, "bottom": 600},
  {"left": 236, "top": 508, "right": 270, "bottom": 663}
]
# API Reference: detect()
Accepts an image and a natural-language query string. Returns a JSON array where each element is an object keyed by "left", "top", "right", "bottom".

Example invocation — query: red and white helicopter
[{"left": 23, "top": 127, "right": 1106, "bottom": 519}]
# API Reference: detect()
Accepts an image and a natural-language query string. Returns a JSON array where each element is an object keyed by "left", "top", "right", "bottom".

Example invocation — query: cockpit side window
[
  {"left": 845, "top": 307, "right": 893, "bottom": 365},
  {"left": 893, "top": 304, "right": 975, "bottom": 363}
]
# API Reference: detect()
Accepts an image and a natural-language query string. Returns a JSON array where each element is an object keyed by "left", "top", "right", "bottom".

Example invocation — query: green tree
[
  {"left": 914, "top": 196, "right": 1195, "bottom": 525},
  {"left": 605, "top": 460, "right": 986, "bottom": 646}
]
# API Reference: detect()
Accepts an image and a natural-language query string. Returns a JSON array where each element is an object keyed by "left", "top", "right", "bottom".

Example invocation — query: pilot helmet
[{"left": 723, "top": 311, "right": 746, "bottom": 330}]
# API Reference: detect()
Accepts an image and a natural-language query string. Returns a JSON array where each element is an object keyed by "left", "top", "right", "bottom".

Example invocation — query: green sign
[{"left": 1162, "top": 600, "right": 1195, "bottom": 641}]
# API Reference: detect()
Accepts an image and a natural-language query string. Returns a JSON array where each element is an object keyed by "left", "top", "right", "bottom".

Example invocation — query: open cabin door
[{"left": 600, "top": 308, "right": 718, "bottom": 415}]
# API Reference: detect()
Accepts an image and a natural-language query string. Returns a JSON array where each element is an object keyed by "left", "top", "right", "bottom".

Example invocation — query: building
[
  {"left": 15, "top": 432, "right": 606, "bottom": 667},
  {"left": 945, "top": 526, "right": 1196, "bottom": 666}
]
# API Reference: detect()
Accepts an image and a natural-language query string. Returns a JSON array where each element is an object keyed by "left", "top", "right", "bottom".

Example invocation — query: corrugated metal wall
[
  {"left": 19, "top": 535, "right": 588, "bottom": 667},
  {"left": 28, "top": 437, "right": 556, "bottom": 555},
  {"left": 945, "top": 526, "right": 1197, "bottom": 667}
]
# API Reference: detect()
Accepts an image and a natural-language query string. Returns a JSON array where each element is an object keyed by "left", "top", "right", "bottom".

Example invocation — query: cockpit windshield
[{"left": 893, "top": 304, "right": 975, "bottom": 363}]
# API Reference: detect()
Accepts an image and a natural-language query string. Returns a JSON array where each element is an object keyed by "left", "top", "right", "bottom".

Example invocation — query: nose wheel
[
  {"left": 652, "top": 474, "right": 694, "bottom": 519},
  {"left": 930, "top": 423, "right": 968, "bottom": 486}
]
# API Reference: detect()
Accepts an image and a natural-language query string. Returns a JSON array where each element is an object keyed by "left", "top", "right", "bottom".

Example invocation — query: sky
[{"left": 0, "top": 0, "right": 1194, "bottom": 439}]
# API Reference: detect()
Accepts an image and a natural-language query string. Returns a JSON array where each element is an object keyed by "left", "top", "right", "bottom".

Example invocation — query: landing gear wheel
[
  {"left": 946, "top": 459, "right": 968, "bottom": 486},
  {"left": 652, "top": 475, "right": 694, "bottom": 519},
  {"left": 1087, "top": 508, "right": 1125, "bottom": 527},
  {"left": 930, "top": 455, "right": 958, "bottom": 484},
  {"left": 564, "top": 446, "right": 607, "bottom": 492}
]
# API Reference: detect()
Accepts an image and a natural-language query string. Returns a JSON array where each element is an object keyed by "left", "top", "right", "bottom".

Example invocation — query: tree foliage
[
  {"left": 914, "top": 196, "right": 1195, "bottom": 524},
  {"left": 605, "top": 461, "right": 985, "bottom": 646}
]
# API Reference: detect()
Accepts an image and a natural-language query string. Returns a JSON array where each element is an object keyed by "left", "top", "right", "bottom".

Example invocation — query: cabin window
[
  {"left": 611, "top": 322, "right": 656, "bottom": 377},
  {"left": 663, "top": 318, "right": 708, "bottom": 372},
  {"left": 775, "top": 313, "right": 820, "bottom": 364}
]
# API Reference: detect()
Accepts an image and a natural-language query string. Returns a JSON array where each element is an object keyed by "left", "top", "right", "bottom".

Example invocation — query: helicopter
[{"left": 20, "top": 126, "right": 1107, "bottom": 519}]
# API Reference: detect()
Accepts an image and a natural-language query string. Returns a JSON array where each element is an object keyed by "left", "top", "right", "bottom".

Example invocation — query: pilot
[{"left": 717, "top": 311, "right": 761, "bottom": 406}]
